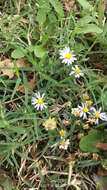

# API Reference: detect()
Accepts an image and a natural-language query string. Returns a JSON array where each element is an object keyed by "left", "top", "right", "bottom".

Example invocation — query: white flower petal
[
  {"left": 100, "top": 113, "right": 107, "bottom": 121},
  {"left": 98, "top": 107, "right": 102, "bottom": 113},
  {"left": 69, "top": 71, "right": 74, "bottom": 76},
  {"left": 42, "top": 93, "right": 45, "bottom": 98},
  {"left": 35, "top": 92, "right": 40, "bottom": 99},
  {"left": 95, "top": 118, "right": 99, "bottom": 124},
  {"left": 90, "top": 107, "right": 96, "bottom": 112}
]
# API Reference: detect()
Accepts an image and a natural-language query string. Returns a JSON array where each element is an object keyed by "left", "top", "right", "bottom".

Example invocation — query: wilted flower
[
  {"left": 81, "top": 153, "right": 89, "bottom": 157},
  {"left": 86, "top": 100, "right": 92, "bottom": 106},
  {"left": 93, "top": 153, "right": 99, "bottom": 160},
  {"left": 43, "top": 117, "right": 57, "bottom": 131},
  {"left": 75, "top": 120, "right": 81, "bottom": 126},
  {"left": 62, "top": 120, "right": 70, "bottom": 126},
  {"left": 82, "top": 93, "right": 89, "bottom": 100},
  {"left": 66, "top": 101, "right": 72, "bottom": 107},
  {"left": 69, "top": 65, "right": 84, "bottom": 78},
  {"left": 83, "top": 124, "right": 89, "bottom": 129},
  {"left": 59, "top": 130, "right": 66, "bottom": 138},
  {"left": 77, "top": 133, "right": 84, "bottom": 139},
  {"left": 59, "top": 47, "right": 77, "bottom": 65},
  {"left": 31, "top": 92, "right": 47, "bottom": 111},
  {"left": 88, "top": 129, "right": 94, "bottom": 134},
  {"left": 62, "top": 113, "right": 68, "bottom": 120},
  {"left": 70, "top": 161, "right": 75, "bottom": 167},
  {"left": 87, "top": 118, "right": 96, "bottom": 125}
]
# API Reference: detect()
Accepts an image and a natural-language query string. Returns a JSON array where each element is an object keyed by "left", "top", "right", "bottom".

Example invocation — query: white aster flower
[
  {"left": 72, "top": 108, "right": 80, "bottom": 117},
  {"left": 78, "top": 103, "right": 89, "bottom": 119},
  {"left": 69, "top": 65, "right": 84, "bottom": 78},
  {"left": 59, "top": 139, "right": 70, "bottom": 150},
  {"left": 90, "top": 107, "right": 107, "bottom": 124},
  {"left": 59, "top": 47, "right": 77, "bottom": 65},
  {"left": 31, "top": 92, "right": 47, "bottom": 111}
]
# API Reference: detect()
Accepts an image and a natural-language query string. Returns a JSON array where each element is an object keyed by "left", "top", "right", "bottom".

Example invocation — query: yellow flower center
[
  {"left": 94, "top": 113, "right": 100, "bottom": 118},
  {"left": 60, "top": 130, "right": 66, "bottom": 136},
  {"left": 82, "top": 107, "right": 88, "bottom": 113},
  {"left": 65, "top": 53, "right": 72, "bottom": 59},
  {"left": 37, "top": 98, "right": 43, "bottom": 104},
  {"left": 75, "top": 68, "right": 81, "bottom": 74},
  {"left": 61, "top": 140, "right": 67, "bottom": 147}
]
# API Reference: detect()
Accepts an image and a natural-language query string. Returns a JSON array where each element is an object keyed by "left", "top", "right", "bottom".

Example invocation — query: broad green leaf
[
  {"left": 37, "top": 0, "right": 50, "bottom": 9},
  {"left": 76, "top": 24, "right": 103, "bottom": 34},
  {"left": 36, "top": 1, "right": 51, "bottom": 26},
  {"left": 49, "top": 0, "right": 64, "bottom": 18},
  {"left": 48, "top": 11, "right": 57, "bottom": 23},
  {"left": 77, "top": 0, "right": 92, "bottom": 10},
  {"left": 36, "top": 9, "right": 47, "bottom": 26},
  {"left": 77, "top": 15, "right": 94, "bottom": 26},
  {"left": 11, "top": 48, "right": 26, "bottom": 58},
  {"left": 34, "top": 45, "right": 47, "bottom": 58},
  {"left": 102, "top": 90, "right": 107, "bottom": 108},
  {"left": 74, "top": 42, "right": 85, "bottom": 53},
  {"left": 79, "top": 131, "right": 104, "bottom": 153}
]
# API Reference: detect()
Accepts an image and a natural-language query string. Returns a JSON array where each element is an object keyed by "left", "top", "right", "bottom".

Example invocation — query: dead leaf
[
  {"left": 30, "top": 142, "right": 39, "bottom": 160},
  {"left": 49, "top": 103, "right": 67, "bottom": 114},
  {"left": 76, "top": 78, "right": 84, "bottom": 86},
  {"left": 93, "top": 174, "right": 107, "bottom": 190},
  {"left": 0, "top": 58, "right": 28, "bottom": 78},
  {"left": 62, "top": 0, "right": 77, "bottom": 12},
  {"left": 98, "top": 165, "right": 107, "bottom": 177},
  {"left": 0, "top": 168, "right": 16, "bottom": 189},
  {"left": 96, "top": 143, "right": 107, "bottom": 150},
  {"left": 66, "top": 154, "right": 76, "bottom": 162},
  {"left": 92, "top": 62, "right": 106, "bottom": 70},
  {"left": 17, "top": 72, "right": 35, "bottom": 94}
]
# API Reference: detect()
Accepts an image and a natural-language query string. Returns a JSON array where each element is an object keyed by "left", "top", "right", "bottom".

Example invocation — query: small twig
[{"left": 1, "top": 95, "right": 25, "bottom": 105}]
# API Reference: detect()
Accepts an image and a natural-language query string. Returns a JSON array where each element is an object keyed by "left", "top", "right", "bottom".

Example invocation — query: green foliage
[
  {"left": 77, "top": 0, "right": 92, "bottom": 10},
  {"left": 34, "top": 45, "right": 47, "bottom": 58},
  {"left": 36, "top": 1, "right": 51, "bottom": 27},
  {"left": 77, "top": 15, "right": 94, "bottom": 26},
  {"left": 11, "top": 48, "right": 26, "bottom": 58},
  {"left": 79, "top": 131, "right": 104, "bottom": 153},
  {"left": 49, "top": 0, "right": 64, "bottom": 18},
  {"left": 76, "top": 24, "right": 103, "bottom": 34}
]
